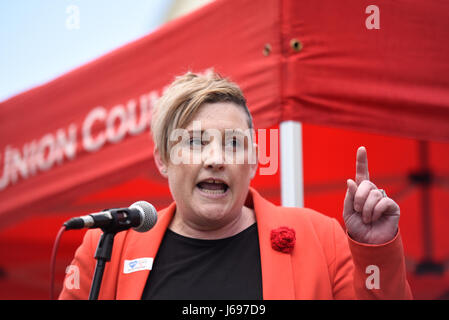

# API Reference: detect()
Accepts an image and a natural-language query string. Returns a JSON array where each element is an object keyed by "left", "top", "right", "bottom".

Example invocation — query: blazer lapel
[
  {"left": 250, "top": 188, "right": 296, "bottom": 299},
  {"left": 115, "top": 202, "right": 176, "bottom": 300}
]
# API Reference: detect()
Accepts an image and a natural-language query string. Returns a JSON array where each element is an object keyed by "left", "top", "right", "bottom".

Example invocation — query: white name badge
[{"left": 123, "top": 258, "right": 154, "bottom": 274}]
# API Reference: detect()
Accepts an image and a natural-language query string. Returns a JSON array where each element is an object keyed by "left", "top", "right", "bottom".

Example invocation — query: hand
[{"left": 343, "top": 146, "right": 400, "bottom": 244}]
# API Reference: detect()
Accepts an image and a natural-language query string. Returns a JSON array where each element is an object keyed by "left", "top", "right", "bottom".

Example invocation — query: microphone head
[{"left": 129, "top": 201, "right": 158, "bottom": 233}]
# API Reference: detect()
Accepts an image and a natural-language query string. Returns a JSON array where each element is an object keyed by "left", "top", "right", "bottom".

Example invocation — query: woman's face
[{"left": 158, "top": 102, "right": 258, "bottom": 229}]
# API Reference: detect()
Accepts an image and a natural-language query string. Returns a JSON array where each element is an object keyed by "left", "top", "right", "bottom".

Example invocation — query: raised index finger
[{"left": 355, "top": 146, "right": 370, "bottom": 185}]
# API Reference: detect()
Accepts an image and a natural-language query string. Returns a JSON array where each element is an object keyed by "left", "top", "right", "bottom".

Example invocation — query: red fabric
[
  {"left": 282, "top": 0, "right": 449, "bottom": 142},
  {"left": 58, "top": 188, "right": 412, "bottom": 300}
]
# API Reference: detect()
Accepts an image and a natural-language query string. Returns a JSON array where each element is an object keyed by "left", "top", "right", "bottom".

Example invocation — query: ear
[
  {"left": 153, "top": 147, "right": 168, "bottom": 178},
  {"left": 249, "top": 142, "right": 258, "bottom": 180}
]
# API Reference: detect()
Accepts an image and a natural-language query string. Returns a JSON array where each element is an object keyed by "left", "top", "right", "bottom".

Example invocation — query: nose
[{"left": 203, "top": 141, "right": 224, "bottom": 170}]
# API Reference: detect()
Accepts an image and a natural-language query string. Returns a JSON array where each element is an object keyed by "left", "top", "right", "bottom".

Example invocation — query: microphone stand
[
  {"left": 88, "top": 231, "right": 117, "bottom": 300},
  {"left": 88, "top": 210, "right": 132, "bottom": 300}
]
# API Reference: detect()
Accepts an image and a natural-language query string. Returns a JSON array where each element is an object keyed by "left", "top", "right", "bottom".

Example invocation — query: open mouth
[{"left": 196, "top": 178, "right": 229, "bottom": 195}]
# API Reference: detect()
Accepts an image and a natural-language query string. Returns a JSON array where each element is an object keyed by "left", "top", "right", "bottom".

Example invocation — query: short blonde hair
[{"left": 151, "top": 71, "right": 253, "bottom": 163}]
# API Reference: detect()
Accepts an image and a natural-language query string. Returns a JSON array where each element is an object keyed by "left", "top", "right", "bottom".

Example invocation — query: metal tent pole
[{"left": 280, "top": 121, "right": 304, "bottom": 208}]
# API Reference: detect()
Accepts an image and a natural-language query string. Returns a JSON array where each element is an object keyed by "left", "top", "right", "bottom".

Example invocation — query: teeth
[
  {"left": 199, "top": 187, "right": 226, "bottom": 194},
  {"left": 197, "top": 179, "right": 228, "bottom": 196},
  {"left": 204, "top": 179, "right": 221, "bottom": 184},
  {"left": 201, "top": 179, "right": 226, "bottom": 185}
]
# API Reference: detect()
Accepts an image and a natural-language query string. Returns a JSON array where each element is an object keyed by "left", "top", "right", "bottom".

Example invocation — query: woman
[{"left": 59, "top": 72, "right": 412, "bottom": 299}]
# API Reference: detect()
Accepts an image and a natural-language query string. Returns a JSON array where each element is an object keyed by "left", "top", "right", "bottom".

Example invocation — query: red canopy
[{"left": 1, "top": 0, "right": 448, "bottom": 299}]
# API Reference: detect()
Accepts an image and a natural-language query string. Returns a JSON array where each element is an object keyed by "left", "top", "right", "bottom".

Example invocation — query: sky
[{"left": 0, "top": 0, "right": 171, "bottom": 102}]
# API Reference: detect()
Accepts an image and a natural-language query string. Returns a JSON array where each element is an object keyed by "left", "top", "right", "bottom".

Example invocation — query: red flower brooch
[{"left": 270, "top": 226, "right": 296, "bottom": 254}]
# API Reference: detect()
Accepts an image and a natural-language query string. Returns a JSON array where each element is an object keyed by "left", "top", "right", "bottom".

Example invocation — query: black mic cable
[{"left": 50, "top": 225, "right": 66, "bottom": 300}]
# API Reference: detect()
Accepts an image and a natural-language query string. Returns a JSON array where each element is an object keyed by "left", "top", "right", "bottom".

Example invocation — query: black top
[{"left": 141, "top": 223, "right": 263, "bottom": 300}]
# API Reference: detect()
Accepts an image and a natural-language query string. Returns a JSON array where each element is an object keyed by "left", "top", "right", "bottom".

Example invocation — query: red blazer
[{"left": 59, "top": 187, "right": 412, "bottom": 300}]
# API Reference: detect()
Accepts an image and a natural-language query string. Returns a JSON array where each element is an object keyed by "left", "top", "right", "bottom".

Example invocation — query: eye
[
  {"left": 189, "top": 137, "right": 205, "bottom": 147},
  {"left": 225, "top": 138, "right": 241, "bottom": 149}
]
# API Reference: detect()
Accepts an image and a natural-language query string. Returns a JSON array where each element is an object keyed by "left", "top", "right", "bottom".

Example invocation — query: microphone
[{"left": 63, "top": 201, "right": 157, "bottom": 233}]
